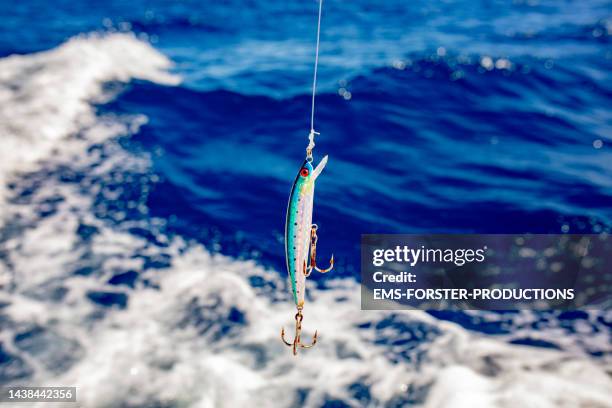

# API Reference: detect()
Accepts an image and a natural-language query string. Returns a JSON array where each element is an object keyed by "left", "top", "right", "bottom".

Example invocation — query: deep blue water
[{"left": 1, "top": 0, "right": 611, "bottom": 330}]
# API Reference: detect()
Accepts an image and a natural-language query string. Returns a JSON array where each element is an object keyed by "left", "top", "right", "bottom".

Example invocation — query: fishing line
[{"left": 307, "top": 0, "right": 323, "bottom": 160}]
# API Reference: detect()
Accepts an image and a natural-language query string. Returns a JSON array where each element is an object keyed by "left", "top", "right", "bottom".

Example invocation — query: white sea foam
[
  {"left": 0, "top": 32, "right": 180, "bottom": 224},
  {"left": 0, "top": 35, "right": 610, "bottom": 408}
]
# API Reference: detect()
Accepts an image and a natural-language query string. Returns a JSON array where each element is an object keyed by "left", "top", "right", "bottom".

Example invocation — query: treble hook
[
  {"left": 281, "top": 307, "right": 318, "bottom": 355},
  {"left": 309, "top": 224, "right": 334, "bottom": 273}
]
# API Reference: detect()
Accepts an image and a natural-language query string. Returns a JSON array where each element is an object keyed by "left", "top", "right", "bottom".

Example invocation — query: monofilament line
[{"left": 307, "top": 0, "right": 323, "bottom": 156}]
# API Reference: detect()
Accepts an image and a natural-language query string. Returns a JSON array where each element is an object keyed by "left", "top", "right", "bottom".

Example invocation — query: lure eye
[{"left": 300, "top": 168, "right": 309, "bottom": 177}]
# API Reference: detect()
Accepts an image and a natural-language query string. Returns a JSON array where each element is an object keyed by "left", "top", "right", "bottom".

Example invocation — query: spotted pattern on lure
[{"left": 285, "top": 155, "right": 328, "bottom": 306}]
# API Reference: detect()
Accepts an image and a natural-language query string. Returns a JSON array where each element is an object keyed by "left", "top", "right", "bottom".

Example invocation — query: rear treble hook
[{"left": 281, "top": 307, "right": 317, "bottom": 355}]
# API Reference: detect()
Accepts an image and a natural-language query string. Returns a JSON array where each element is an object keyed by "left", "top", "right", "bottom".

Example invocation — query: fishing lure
[
  {"left": 281, "top": 0, "right": 333, "bottom": 355},
  {"left": 280, "top": 148, "right": 333, "bottom": 355}
]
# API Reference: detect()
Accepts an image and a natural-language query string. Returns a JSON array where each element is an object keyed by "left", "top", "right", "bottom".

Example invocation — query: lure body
[{"left": 285, "top": 155, "right": 328, "bottom": 307}]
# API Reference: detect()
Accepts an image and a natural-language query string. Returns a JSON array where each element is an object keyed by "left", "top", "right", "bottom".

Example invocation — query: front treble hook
[
  {"left": 281, "top": 307, "right": 317, "bottom": 355},
  {"left": 309, "top": 224, "right": 334, "bottom": 273}
]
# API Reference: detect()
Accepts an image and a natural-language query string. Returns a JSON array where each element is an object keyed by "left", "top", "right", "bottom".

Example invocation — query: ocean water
[{"left": 0, "top": 0, "right": 611, "bottom": 407}]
